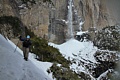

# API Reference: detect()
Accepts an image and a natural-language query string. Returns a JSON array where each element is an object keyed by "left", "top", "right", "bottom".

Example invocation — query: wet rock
[{"left": 75, "top": 32, "right": 90, "bottom": 42}]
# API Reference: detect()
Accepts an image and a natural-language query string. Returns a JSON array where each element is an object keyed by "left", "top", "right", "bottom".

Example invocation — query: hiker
[{"left": 19, "top": 35, "right": 32, "bottom": 61}]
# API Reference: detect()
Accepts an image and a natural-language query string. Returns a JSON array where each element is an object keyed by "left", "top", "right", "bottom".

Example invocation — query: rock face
[
  {"left": 0, "top": 0, "right": 18, "bottom": 17},
  {"left": 49, "top": 0, "right": 116, "bottom": 43},
  {"left": 106, "top": 0, "right": 120, "bottom": 24},
  {"left": 0, "top": 1, "right": 120, "bottom": 79},
  {"left": 48, "top": 0, "right": 68, "bottom": 43},
  {"left": 0, "top": 0, "right": 21, "bottom": 38},
  {"left": 19, "top": 1, "right": 49, "bottom": 38},
  {"left": 0, "top": 0, "right": 50, "bottom": 40},
  {"left": 0, "top": 0, "right": 116, "bottom": 43},
  {"left": 77, "top": 0, "right": 115, "bottom": 30}
]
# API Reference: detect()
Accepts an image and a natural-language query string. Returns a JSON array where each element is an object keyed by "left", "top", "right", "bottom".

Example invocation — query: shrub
[
  {"left": 0, "top": 16, "right": 23, "bottom": 36},
  {"left": 49, "top": 63, "right": 81, "bottom": 80},
  {"left": 30, "top": 36, "right": 69, "bottom": 64},
  {"left": 94, "top": 25, "right": 120, "bottom": 51}
]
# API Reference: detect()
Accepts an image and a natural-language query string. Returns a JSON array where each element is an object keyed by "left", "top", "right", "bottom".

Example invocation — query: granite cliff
[{"left": 0, "top": 0, "right": 116, "bottom": 43}]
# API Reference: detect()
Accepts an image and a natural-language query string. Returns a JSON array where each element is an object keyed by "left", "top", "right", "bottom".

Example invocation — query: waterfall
[
  {"left": 67, "top": 0, "right": 74, "bottom": 39},
  {"left": 79, "top": 21, "right": 84, "bottom": 31}
]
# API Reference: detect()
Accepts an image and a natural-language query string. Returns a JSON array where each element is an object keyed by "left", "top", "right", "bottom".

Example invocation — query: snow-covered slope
[
  {"left": 0, "top": 32, "right": 118, "bottom": 80},
  {"left": 49, "top": 38, "right": 98, "bottom": 78},
  {"left": 49, "top": 37, "right": 115, "bottom": 80},
  {"left": 49, "top": 39, "right": 97, "bottom": 63},
  {"left": 0, "top": 34, "right": 52, "bottom": 80}
]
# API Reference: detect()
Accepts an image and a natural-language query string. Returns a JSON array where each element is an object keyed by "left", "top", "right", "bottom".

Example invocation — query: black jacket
[
  {"left": 23, "top": 39, "right": 31, "bottom": 48},
  {"left": 19, "top": 36, "right": 31, "bottom": 48}
]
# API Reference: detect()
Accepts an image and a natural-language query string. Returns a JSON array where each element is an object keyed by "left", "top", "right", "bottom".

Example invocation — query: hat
[{"left": 27, "top": 35, "right": 30, "bottom": 39}]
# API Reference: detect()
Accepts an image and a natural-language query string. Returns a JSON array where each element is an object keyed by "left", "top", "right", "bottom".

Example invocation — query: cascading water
[
  {"left": 79, "top": 21, "right": 84, "bottom": 31},
  {"left": 67, "top": 0, "right": 74, "bottom": 39}
]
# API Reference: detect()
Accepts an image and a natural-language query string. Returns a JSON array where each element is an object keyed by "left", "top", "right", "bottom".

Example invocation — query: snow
[
  {"left": 0, "top": 33, "right": 112, "bottom": 80},
  {"left": 49, "top": 39, "right": 97, "bottom": 63},
  {"left": 76, "top": 31, "right": 88, "bottom": 35},
  {"left": 49, "top": 38, "right": 99, "bottom": 79},
  {"left": 0, "top": 34, "right": 53, "bottom": 80},
  {"left": 97, "top": 69, "right": 113, "bottom": 80},
  {"left": 18, "top": 4, "right": 25, "bottom": 8},
  {"left": 49, "top": 34, "right": 118, "bottom": 79}
]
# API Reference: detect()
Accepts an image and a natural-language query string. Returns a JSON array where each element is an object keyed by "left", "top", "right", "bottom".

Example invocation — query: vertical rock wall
[
  {"left": 48, "top": 0, "right": 67, "bottom": 43},
  {"left": 19, "top": 1, "right": 49, "bottom": 38},
  {"left": 49, "top": 0, "right": 116, "bottom": 43},
  {"left": 74, "top": 0, "right": 115, "bottom": 30},
  {"left": 0, "top": 0, "right": 116, "bottom": 43},
  {"left": 0, "top": 0, "right": 16, "bottom": 16}
]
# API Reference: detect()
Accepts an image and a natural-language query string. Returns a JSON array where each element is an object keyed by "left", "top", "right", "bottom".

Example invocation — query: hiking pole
[{"left": 14, "top": 40, "right": 19, "bottom": 53}]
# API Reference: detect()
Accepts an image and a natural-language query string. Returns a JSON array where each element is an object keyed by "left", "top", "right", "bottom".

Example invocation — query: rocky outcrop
[
  {"left": 0, "top": 0, "right": 18, "bottom": 17},
  {"left": 94, "top": 25, "right": 120, "bottom": 51},
  {"left": 93, "top": 50, "right": 119, "bottom": 78},
  {"left": 0, "top": 0, "right": 21, "bottom": 39},
  {"left": 92, "top": 25, "right": 120, "bottom": 79}
]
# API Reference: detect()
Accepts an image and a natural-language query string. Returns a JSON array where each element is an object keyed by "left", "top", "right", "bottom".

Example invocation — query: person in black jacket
[{"left": 19, "top": 35, "right": 32, "bottom": 61}]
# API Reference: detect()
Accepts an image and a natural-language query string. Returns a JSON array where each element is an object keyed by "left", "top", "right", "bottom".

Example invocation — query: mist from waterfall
[{"left": 67, "top": 0, "right": 74, "bottom": 39}]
